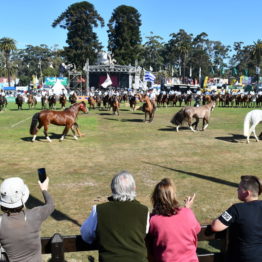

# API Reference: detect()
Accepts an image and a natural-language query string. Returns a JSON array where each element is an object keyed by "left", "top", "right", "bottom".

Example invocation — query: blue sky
[{"left": 1, "top": 0, "right": 261, "bottom": 50}]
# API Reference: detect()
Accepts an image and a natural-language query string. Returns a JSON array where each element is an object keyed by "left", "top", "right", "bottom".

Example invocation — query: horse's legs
[
  {"left": 188, "top": 117, "right": 196, "bottom": 132},
  {"left": 249, "top": 123, "right": 259, "bottom": 142},
  {"left": 43, "top": 125, "right": 52, "bottom": 142},
  {"left": 70, "top": 126, "right": 78, "bottom": 140},
  {"left": 192, "top": 119, "right": 199, "bottom": 131},
  {"left": 203, "top": 118, "right": 209, "bottom": 130},
  {"left": 60, "top": 125, "right": 70, "bottom": 141},
  {"left": 73, "top": 123, "right": 84, "bottom": 137}
]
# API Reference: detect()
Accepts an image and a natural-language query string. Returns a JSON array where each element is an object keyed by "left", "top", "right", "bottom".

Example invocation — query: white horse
[{"left": 243, "top": 110, "right": 262, "bottom": 143}]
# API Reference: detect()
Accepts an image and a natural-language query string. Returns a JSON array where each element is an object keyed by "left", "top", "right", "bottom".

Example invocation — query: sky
[{"left": 1, "top": 0, "right": 261, "bottom": 51}]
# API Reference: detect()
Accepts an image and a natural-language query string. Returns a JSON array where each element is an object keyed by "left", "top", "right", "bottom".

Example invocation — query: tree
[
  {"left": 52, "top": 1, "right": 104, "bottom": 69},
  {"left": 13, "top": 44, "right": 63, "bottom": 85},
  {"left": 143, "top": 32, "right": 164, "bottom": 71},
  {"left": 108, "top": 5, "right": 142, "bottom": 65},
  {"left": 251, "top": 39, "right": 262, "bottom": 82},
  {"left": 0, "top": 37, "right": 16, "bottom": 86},
  {"left": 230, "top": 42, "right": 255, "bottom": 77},
  {"left": 164, "top": 29, "right": 193, "bottom": 82}
]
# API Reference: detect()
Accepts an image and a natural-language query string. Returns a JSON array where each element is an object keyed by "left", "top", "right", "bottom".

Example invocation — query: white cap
[{"left": 0, "top": 177, "right": 29, "bottom": 208}]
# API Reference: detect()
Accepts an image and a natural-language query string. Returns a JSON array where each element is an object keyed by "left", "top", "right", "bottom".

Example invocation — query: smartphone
[{"left": 38, "top": 168, "right": 47, "bottom": 183}]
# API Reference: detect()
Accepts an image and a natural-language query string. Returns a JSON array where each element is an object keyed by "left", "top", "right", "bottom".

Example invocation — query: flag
[
  {"left": 189, "top": 66, "right": 192, "bottom": 78},
  {"left": 256, "top": 66, "right": 261, "bottom": 75},
  {"left": 101, "top": 73, "right": 112, "bottom": 88},
  {"left": 144, "top": 71, "right": 156, "bottom": 82},
  {"left": 199, "top": 67, "right": 201, "bottom": 79}
]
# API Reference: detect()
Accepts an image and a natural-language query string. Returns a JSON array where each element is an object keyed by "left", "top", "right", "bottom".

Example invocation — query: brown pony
[
  {"left": 142, "top": 95, "right": 156, "bottom": 122},
  {"left": 27, "top": 94, "right": 37, "bottom": 109},
  {"left": 171, "top": 101, "right": 215, "bottom": 132},
  {"left": 29, "top": 101, "right": 88, "bottom": 142},
  {"left": 88, "top": 96, "right": 96, "bottom": 109}
]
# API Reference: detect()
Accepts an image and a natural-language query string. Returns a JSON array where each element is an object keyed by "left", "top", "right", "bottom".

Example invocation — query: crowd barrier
[{"left": 40, "top": 225, "right": 228, "bottom": 262}]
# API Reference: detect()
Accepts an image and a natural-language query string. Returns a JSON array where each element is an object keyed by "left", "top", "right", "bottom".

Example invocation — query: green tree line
[{"left": 0, "top": 1, "right": 261, "bottom": 86}]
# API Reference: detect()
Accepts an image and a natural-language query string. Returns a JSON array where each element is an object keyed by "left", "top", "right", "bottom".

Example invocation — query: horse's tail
[
  {"left": 243, "top": 111, "right": 252, "bottom": 137},
  {"left": 30, "top": 113, "right": 40, "bottom": 135},
  {"left": 171, "top": 108, "right": 185, "bottom": 125}
]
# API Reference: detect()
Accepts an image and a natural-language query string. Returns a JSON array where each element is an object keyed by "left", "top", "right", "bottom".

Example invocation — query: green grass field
[{"left": 1, "top": 102, "right": 262, "bottom": 261}]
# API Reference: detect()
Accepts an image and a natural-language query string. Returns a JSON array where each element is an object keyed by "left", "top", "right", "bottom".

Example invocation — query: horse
[
  {"left": 48, "top": 94, "right": 57, "bottom": 109},
  {"left": 69, "top": 93, "right": 77, "bottom": 104},
  {"left": 0, "top": 95, "right": 7, "bottom": 111},
  {"left": 141, "top": 95, "right": 156, "bottom": 123},
  {"left": 171, "top": 101, "right": 216, "bottom": 132},
  {"left": 41, "top": 95, "right": 48, "bottom": 109},
  {"left": 29, "top": 101, "right": 88, "bottom": 142},
  {"left": 110, "top": 95, "right": 120, "bottom": 115},
  {"left": 243, "top": 110, "right": 262, "bottom": 143},
  {"left": 129, "top": 94, "right": 141, "bottom": 111},
  {"left": 27, "top": 94, "right": 37, "bottom": 109},
  {"left": 59, "top": 94, "right": 67, "bottom": 109},
  {"left": 15, "top": 95, "right": 24, "bottom": 110},
  {"left": 88, "top": 96, "right": 96, "bottom": 110}
]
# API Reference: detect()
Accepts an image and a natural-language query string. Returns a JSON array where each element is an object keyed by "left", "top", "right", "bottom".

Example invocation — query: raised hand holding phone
[{"left": 38, "top": 168, "right": 47, "bottom": 183}]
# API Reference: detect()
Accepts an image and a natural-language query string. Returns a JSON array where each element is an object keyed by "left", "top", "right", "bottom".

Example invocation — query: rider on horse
[{"left": 147, "top": 87, "right": 157, "bottom": 110}]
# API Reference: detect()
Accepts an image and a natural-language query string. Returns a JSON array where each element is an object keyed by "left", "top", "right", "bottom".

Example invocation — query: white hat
[{"left": 0, "top": 177, "right": 29, "bottom": 208}]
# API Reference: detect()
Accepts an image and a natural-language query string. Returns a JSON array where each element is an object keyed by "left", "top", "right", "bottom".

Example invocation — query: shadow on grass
[
  {"left": 121, "top": 119, "right": 143, "bottom": 123},
  {"left": 158, "top": 126, "right": 190, "bottom": 132},
  {"left": 143, "top": 162, "right": 238, "bottom": 188},
  {"left": 27, "top": 195, "right": 81, "bottom": 227},
  {"left": 21, "top": 133, "right": 76, "bottom": 142},
  {"left": 103, "top": 118, "right": 120, "bottom": 121},
  {"left": 131, "top": 112, "right": 143, "bottom": 115},
  {"left": 215, "top": 133, "right": 246, "bottom": 143},
  {"left": 98, "top": 112, "right": 112, "bottom": 116}
]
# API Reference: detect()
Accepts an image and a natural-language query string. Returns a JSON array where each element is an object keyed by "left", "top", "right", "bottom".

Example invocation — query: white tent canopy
[{"left": 51, "top": 79, "right": 68, "bottom": 95}]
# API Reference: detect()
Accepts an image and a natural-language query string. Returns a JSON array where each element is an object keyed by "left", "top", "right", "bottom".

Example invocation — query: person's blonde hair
[{"left": 151, "top": 178, "right": 179, "bottom": 216}]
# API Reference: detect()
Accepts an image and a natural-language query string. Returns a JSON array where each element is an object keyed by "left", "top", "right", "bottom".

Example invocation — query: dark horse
[
  {"left": 48, "top": 94, "right": 57, "bottom": 109},
  {"left": 15, "top": 94, "right": 24, "bottom": 110},
  {"left": 141, "top": 95, "right": 156, "bottom": 123},
  {"left": 29, "top": 101, "right": 88, "bottom": 142},
  {"left": 171, "top": 101, "right": 216, "bottom": 132},
  {"left": 41, "top": 95, "right": 48, "bottom": 109},
  {"left": 69, "top": 93, "right": 77, "bottom": 104},
  {"left": 109, "top": 95, "right": 120, "bottom": 116},
  {"left": 0, "top": 95, "right": 7, "bottom": 111},
  {"left": 59, "top": 94, "right": 67, "bottom": 109}
]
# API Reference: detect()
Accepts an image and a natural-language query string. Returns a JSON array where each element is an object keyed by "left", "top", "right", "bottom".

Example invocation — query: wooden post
[{"left": 51, "top": 233, "right": 64, "bottom": 262}]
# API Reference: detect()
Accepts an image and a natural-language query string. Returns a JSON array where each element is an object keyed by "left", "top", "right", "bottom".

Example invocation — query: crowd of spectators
[{"left": 0, "top": 172, "right": 261, "bottom": 262}]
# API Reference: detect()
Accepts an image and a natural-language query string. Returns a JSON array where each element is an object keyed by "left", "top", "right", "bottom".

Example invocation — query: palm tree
[{"left": 0, "top": 37, "right": 16, "bottom": 86}]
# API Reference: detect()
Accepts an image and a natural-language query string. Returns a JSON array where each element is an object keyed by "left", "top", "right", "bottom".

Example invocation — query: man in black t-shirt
[{"left": 211, "top": 175, "right": 262, "bottom": 262}]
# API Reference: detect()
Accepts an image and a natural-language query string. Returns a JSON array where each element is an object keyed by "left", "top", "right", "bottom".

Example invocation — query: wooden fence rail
[{"left": 41, "top": 225, "right": 228, "bottom": 262}]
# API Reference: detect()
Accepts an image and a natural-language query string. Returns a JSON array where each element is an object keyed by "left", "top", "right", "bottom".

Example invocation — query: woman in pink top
[{"left": 147, "top": 178, "right": 201, "bottom": 262}]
